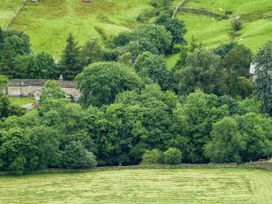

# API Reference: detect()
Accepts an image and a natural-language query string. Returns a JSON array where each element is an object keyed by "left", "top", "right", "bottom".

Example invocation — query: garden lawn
[
  {"left": 0, "top": 168, "right": 272, "bottom": 203},
  {"left": 8, "top": 96, "right": 34, "bottom": 106}
]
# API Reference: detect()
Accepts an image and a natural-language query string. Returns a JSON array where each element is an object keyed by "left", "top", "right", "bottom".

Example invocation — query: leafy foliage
[
  {"left": 254, "top": 41, "right": 272, "bottom": 115},
  {"left": 134, "top": 52, "right": 173, "bottom": 90},
  {"left": 164, "top": 148, "right": 182, "bottom": 164},
  {"left": 76, "top": 62, "right": 143, "bottom": 107},
  {"left": 142, "top": 149, "right": 164, "bottom": 164}
]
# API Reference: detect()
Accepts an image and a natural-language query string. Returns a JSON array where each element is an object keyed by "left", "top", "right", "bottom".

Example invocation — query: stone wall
[{"left": 178, "top": 8, "right": 228, "bottom": 19}]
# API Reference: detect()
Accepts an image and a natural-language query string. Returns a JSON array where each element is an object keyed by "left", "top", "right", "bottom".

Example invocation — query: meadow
[{"left": 0, "top": 168, "right": 272, "bottom": 203}]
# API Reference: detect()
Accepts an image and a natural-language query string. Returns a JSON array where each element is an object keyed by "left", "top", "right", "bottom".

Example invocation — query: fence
[
  {"left": 172, "top": 0, "right": 189, "bottom": 19},
  {"left": 178, "top": 7, "right": 228, "bottom": 19}
]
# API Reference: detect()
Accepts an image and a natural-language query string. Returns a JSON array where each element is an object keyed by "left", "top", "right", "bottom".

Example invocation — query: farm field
[{"left": 0, "top": 168, "right": 272, "bottom": 203}]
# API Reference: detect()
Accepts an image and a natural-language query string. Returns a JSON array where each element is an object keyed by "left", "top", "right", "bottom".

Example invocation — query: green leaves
[
  {"left": 134, "top": 52, "right": 173, "bottom": 90},
  {"left": 254, "top": 41, "right": 272, "bottom": 115},
  {"left": 76, "top": 62, "right": 143, "bottom": 107}
]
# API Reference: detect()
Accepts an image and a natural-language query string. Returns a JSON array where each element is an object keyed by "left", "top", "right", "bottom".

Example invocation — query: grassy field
[
  {"left": 9, "top": 0, "right": 153, "bottom": 58},
  {"left": 177, "top": 0, "right": 272, "bottom": 52},
  {"left": 2, "top": 0, "right": 272, "bottom": 64},
  {"left": 0, "top": 0, "right": 22, "bottom": 28},
  {"left": 8, "top": 96, "right": 34, "bottom": 106},
  {"left": 0, "top": 168, "right": 272, "bottom": 203}
]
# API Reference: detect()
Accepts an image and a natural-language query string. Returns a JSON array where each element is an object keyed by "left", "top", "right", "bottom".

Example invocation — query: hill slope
[
  {"left": 3, "top": 0, "right": 272, "bottom": 58},
  {"left": 9, "top": 0, "right": 153, "bottom": 57},
  {"left": 176, "top": 0, "right": 272, "bottom": 51},
  {"left": 0, "top": 0, "right": 22, "bottom": 28}
]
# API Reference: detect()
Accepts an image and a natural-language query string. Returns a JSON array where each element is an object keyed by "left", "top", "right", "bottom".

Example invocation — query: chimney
[{"left": 59, "top": 75, "right": 64, "bottom": 82}]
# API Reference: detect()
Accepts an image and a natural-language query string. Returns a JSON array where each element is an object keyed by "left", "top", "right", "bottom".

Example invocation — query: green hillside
[
  {"left": 9, "top": 0, "right": 153, "bottom": 58},
  {"left": 0, "top": 0, "right": 22, "bottom": 28},
  {"left": 178, "top": 0, "right": 272, "bottom": 51},
  {"left": 2, "top": 0, "right": 272, "bottom": 58}
]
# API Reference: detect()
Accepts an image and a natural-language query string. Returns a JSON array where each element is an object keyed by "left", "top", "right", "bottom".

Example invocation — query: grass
[
  {"left": 8, "top": 96, "right": 34, "bottom": 106},
  {"left": 0, "top": 168, "right": 272, "bottom": 203},
  {"left": 2, "top": 0, "right": 272, "bottom": 67},
  {"left": 177, "top": 0, "right": 272, "bottom": 52},
  {"left": 9, "top": 0, "right": 153, "bottom": 58},
  {"left": 0, "top": 0, "right": 22, "bottom": 28}
]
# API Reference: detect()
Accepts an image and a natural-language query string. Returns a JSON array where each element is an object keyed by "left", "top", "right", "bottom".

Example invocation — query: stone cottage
[{"left": 3, "top": 79, "right": 81, "bottom": 100}]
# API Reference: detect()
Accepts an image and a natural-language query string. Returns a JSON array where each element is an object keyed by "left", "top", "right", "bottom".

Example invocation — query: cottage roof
[
  {"left": 58, "top": 81, "right": 76, "bottom": 88},
  {"left": 8, "top": 79, "right": 77, "bottom": 88},
  {"left": 8, "top": 79, "right": 44, "bottom": 87}
]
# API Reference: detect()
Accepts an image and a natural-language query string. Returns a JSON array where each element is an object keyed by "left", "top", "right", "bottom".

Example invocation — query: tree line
[{"left": 0, "top": 7, "right": 272, "bottom": 174}]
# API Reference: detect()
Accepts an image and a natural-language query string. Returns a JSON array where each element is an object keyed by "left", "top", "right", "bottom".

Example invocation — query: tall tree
[
  {"left": 254, "top": 41, "right": 272, "bottom": 115},
  {"left": 134, "top": 52, "right": 173, "bottom": 90},
  {"left": 155, "top": 14, "right": 187, "bottom": 52},
  {"left": 59, "top": 33, "right": 82, "bottom": 80},
  {"left": 176, "top": 48, "right": 220, "bottom": 95},
  {"left": 0, "top": 35, "right": 27, "bottom": 77},
  {"left": 204, "top": 117, "right": 245, "bottom": 163},
  {"left": 76, "top": 62, "right": 143, "bottom": 107},
  {"left": 80, "top": 38, "right": 103, "bottom": 67}
]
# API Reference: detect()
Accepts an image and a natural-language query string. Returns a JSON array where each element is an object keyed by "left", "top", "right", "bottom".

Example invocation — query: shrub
[
  {"left": 232, "top": 19, "right": 242, "bottom": 32},
  {"left": 10, "top": 156, "right": 26, "bottom": 175},
  {"left": 61, "top": 141, "right": 97, "bottom": 169},
  {"left": 225, "top": 10, "right": 233, "bottom": 15},
  {"left": 164, "top": 148, "right": 182, "bottom": 165},
  {"left": 142, "top": 149, "right": 164, "bottom": 164}
]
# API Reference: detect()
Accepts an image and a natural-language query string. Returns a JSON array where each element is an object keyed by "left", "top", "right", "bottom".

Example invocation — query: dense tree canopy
[
  {"left": 134, "top": 52, "right": 173, "bottom": 90},
  {"left": 254, "top": 41, "right": 272, "bottom": 115},
  {"left": 177, "top": 48, "right": 220, "bottom": 95},
  {"left": 76, "top": 62, "right": 143, "bottom": 107},
  {"left": 155, "top": 14, "right": 187, "bottom": 52},
  {"left": 0, "top": 12, "right": 271, "bottom": 174}
]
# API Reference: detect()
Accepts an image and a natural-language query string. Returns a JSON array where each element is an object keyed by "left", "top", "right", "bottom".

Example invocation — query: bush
[
  {"left": 142, "top": 149, "right": 164, "bottom": 164},
  {"left": 61, "top": 141, "right": 97, "bottom": 169},
  {"left": 232, "top": 19, "right": 242, "bottom": 32},
  {"left": 164, "top": 148, "right": 182, "bottom": 165},
  {"left": 225, "top": 10, "right": 233, "bottom": 15},
  {"left": 10, "top": 156, "right": 26, "bottom": 175}
]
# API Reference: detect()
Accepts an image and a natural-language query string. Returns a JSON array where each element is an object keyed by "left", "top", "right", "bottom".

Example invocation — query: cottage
[{"left": 4, "top": 79, "right": 80, "bottom": 100}]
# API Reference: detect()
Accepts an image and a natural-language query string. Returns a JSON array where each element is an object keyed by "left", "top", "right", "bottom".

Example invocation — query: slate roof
[{"left": 8, "top": 79, "right": 77, "bottom": 88}]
